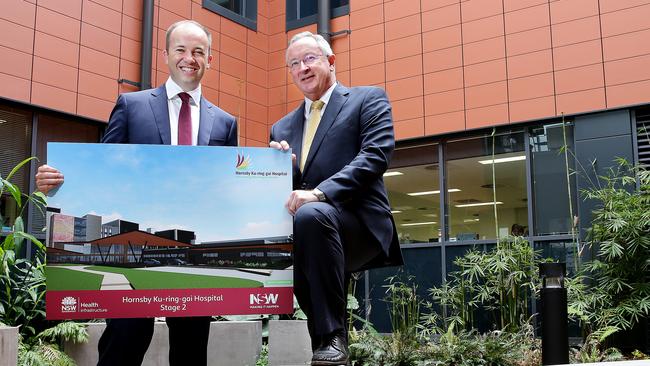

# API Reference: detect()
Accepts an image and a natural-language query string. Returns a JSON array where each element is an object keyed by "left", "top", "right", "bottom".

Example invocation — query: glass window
[
  {"left": 367, "top": 246, "right": 441, "bottom": 333},
  {"left": 530, "top": 122, "right": 577, "bottom": 236},
  {"left": 534, "top": 240, "right": 578, "bottom": 275},
  {"left": 203, "top": 0, "right": 257, "bottom": 30},
  {"left": 0, "top": 107, "right": 32, "bottom": 232},
  {"left": 33, "top": 114, "right": 101, "bottom": 236},
  {"left": 445, "top": 132, "right": 528, "bottom": 241},
  {"left": 385, "top": 145, "right": 440, "bottom": 244},
  {"left": 286, "top": 0, "right": 350, "bottom": 31}
]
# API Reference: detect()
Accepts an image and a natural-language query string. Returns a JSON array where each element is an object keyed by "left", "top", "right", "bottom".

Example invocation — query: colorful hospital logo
[
  {"left": 61, "top": 297, "right": 77, "bottom": 313},
  {"left": 236, "top": 151, "right": 251, "bottom": 170}
]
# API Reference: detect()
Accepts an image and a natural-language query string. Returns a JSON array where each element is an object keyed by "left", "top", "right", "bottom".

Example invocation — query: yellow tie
[{"left": 300, "top": 100, "right": 325, "bottom": 171}]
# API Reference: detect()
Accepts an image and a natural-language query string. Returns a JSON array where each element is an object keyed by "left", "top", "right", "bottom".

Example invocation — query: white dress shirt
[{"left": 165, "top": 78, "right": 201, "bottom": 146}]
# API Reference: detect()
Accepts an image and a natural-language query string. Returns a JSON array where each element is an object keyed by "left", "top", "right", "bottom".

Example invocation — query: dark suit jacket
[
  {"left": 102, "top": 85, "right": 237, "bottom": 146},
  {"left": 270, "top": 84, "right": 403, "bottom": 271}
]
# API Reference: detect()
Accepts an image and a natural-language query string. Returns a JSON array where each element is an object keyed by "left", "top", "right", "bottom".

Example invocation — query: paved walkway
[{"left": 66, "top": 266, "right": 132, "bottom": 290}]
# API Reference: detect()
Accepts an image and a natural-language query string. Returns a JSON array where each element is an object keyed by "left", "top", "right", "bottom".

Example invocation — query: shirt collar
[
  {"left": 165, "top": 77, "right": 202, "bottom": 105},
  {"left": 304, "top": 82, "right": 337, "bottom": 116}
]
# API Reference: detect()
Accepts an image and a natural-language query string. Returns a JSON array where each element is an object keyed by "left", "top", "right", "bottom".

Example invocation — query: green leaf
[
  {"left": 13, "top": 232, "right": 45, "bottom": 252},
  {"left": 31, "top": 191, "right": 47, "bottom": 206},
  {"left": 347, "top": 293, "right": 360, "bottom": 310},
  {"left": 5, "top": 157, "right": 37, "bottom": 182},
  {"left": 15, "top": 306, "right": 26, "bottom": 318},
  {"left": 14, "top": 216, "right": 24, "bottom": 233},
  {"left": 3, "top": 234, "right": 15, "bottom": 251},
  {"left": 293, "top": 307, "right": 307, "bottom": 320},
  {"left": 13, "top": 217, "right": 25, "bottom": 252},
  {"left": 3, "top": 181, "right": 21, "bottom": 209}
]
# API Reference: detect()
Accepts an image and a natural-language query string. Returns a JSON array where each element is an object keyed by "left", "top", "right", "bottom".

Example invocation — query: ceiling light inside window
[
  {"left": 407, "top": 188, "right": 461, "bottom": 196},
  {"left": 478, "top": 156, "right": 526, "bottom": 164},
  {"left": 455, "top": 201, "right": 503, "bottom": 208},
  {"left": 401, "top": 221, "right": 437, "bottom": 227}
]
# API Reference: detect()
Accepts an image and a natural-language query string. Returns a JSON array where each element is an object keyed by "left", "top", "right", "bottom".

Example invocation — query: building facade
[{"left": 1, "top": 0, "right": 649, "bottom": 331}]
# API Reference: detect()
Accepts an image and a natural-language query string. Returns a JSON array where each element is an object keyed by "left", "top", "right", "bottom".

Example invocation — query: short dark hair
[{"left": 165, "top": 20, "right": 212, "bottom": 53}]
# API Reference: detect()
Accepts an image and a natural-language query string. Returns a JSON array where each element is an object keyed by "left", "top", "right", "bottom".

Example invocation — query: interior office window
[
  {"left": 31, "top": 114, "right": 101, "bottom": 236},
  {"left": 203, "top": 0, "right": 257, "bottom": 30},
  {"left": 445, "top": 132, "right": 528, "bottom": 241},
  {"left": 0, "top": 107, "right": 32, "bottom": 233},
  {"left": 530, "top": 122, "right": 577, "bottom": 236},
  {"left": 286, "top": 0, "right": 350, "bottom": 31},
  {"left": 385, "top": 144, "right": 440, "bottom": 244}
]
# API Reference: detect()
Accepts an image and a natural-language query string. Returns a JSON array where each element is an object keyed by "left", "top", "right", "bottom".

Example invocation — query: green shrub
[
  {"left": 1, "top": 157, "right": 88, "bottom": 365},
  {"left": 1, "top": 157, "right": 47, "bottom": 336},
  {"left": 568, "top": 160, "right": 650, "bottom": 343},
  {"left": 427, "top": 236, "right": 544, "bottom": 333}
]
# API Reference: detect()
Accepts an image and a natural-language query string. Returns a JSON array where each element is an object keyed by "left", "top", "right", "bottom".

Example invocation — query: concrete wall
[
  {"left": 64, "top": 321, "right": 262, "bottom": 366},
  {"left": 0, "top": 326, "right": 18, "bottom": 366},
  {"left": 267, "top": 320, "right": 311, "bottom": 366}
]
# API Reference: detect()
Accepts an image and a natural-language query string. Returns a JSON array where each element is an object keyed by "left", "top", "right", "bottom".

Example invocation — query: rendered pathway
[{"left": 66, "top": 266, "right": 132, "bottom": 290}]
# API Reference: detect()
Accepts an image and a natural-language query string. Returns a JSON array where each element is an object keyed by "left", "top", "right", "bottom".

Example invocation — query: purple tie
[{"left": 178, "top": 92, "right": 192, "bottom": 145}]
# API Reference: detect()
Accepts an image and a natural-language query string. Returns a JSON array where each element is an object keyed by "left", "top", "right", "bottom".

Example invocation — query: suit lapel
[
  {"left": 197, "top": 97, "right": 214, "bottom": 146},
  {"left": 150, "top": 86, "right": 171, "bottom": 145},
  {"left": 303, "top": 84, "right": 349, "bottom": 174},
  {"left": 289, "top": 103, "right": 306, "bottom": 165}
]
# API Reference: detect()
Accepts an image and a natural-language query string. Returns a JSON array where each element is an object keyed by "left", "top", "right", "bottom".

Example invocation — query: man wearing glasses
[{"left": 269, "top": 32, "right": 403, "bottom": 365}]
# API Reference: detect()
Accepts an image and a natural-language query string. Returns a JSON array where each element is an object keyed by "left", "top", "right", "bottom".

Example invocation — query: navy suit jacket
[
  {"left": 102, "top": 85, "right": 237, "bottom": 146},
  {"left": 270, "top": 84, "right": 403, "bottom": 271}
]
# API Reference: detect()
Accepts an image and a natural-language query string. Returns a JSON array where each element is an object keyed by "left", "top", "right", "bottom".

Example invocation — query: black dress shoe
[{"left": 311, "top": 331, "right": 349, "bottom": 366}]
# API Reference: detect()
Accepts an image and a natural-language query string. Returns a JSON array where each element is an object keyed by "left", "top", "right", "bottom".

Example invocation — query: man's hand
[
  {"left": 269, "top": 140, "right": 296, "bottom": 165},
  {"left": 286, "top": 190, "right": 319, "bottom": 215},
  {"left": 35, "top": 164, "right": 64, "bottom": 195}
]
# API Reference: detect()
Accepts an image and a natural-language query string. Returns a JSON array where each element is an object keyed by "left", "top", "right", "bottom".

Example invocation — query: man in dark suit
[
  {"left": 270, "top": 31, "right": 403, "bottom": 366},
  {"left": 36, "top": 20, "right": 236, "bottom": 366}
]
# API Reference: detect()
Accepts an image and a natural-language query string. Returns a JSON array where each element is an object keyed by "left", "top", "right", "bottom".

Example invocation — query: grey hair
[
  {"left": 285, "top": 31, "right": 334, "bottom": 62},
  {"left": 166, "top": 20, "right": 212, "bottom": 54}
]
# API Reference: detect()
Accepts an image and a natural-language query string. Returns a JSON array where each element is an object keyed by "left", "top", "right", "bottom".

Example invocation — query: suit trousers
[
  {"left": 97, "top": 316, "right": 212, "bottom": 366},
  {"left": 293, "top": 202, "right": 379, "bottom": 350}
]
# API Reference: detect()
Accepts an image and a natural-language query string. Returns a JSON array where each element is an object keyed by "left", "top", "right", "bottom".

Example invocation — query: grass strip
[{"left": 46, "top": 266, "right": 104, "bottom": 291}]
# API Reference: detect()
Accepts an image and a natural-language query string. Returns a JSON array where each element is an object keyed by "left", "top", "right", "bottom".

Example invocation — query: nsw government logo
[
  {"left": 249, "top": 293, "right": 279, "bottom": 309},
  {"left": 61, "top": 297, "right": 77, "bottom": 313}
]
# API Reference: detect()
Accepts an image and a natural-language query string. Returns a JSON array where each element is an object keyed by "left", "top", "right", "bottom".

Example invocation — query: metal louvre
[
  {"left": 0, "top": 109, "right": 32, "bottom": 194},
  {"left": 637, "top": 108, "right": 650, "bottom": 167}
]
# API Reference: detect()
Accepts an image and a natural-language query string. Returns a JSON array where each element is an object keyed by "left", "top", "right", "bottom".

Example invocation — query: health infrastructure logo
[{"left": 235, "top": 151, "right": 252, "bottom": 170}]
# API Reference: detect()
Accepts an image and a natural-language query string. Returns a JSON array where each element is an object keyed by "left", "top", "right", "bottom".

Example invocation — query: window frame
[
  {"left": 202, "top": 0, "right": 257, "bottom": 31},
  {"left": 285, "top": 1, "right": 349, "bottom": 31}
]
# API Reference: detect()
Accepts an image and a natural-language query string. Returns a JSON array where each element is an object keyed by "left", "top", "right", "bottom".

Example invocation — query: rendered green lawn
[
  {"left": 46, "top": 266, "right": 104, "bottom": 291},
  {"left": 85, "top": 266, "right": 264, "bottom": 289}
]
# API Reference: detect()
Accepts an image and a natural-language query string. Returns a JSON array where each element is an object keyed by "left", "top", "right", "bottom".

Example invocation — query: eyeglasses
[{"left": 287, "top": 53, "right": 324, "bottom": 71}]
